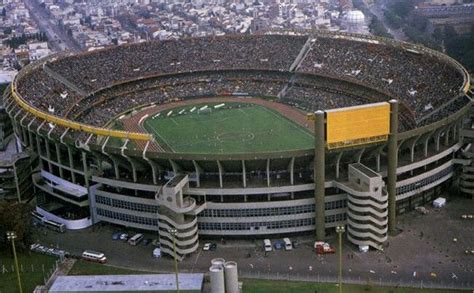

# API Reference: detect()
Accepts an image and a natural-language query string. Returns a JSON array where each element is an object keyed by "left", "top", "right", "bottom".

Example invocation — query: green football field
[{"left": 143, "top": 103, "right": 314, "bottom": 154}]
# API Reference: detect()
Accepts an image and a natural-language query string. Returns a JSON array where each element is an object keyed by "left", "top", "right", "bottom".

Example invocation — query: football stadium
[{"left": 3, "top": 30, "right": 472, "bottom": 260}]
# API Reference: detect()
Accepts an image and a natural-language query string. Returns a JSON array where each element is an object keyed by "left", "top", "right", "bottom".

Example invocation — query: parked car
[
  {"left": 112, "top": 232, "right": 123, "bottom": 240},
  {"left": 263, "top": 239, "right": 272, "bottom": 252},
  {"left": 152, "top": 239, "right": 160, "bottom": 247},
  {"left": 153, "top": 248, "right": 161, "bottom": 258},
  {"left": 283, "top": 238, "right": 293, "bottom": 251},
  {"left": 119, "top": 233, "right": 129, "bottom": 241},
  {"left": 209, "top": 243, "right": 217, "bottom": 251},
  {"left": 292, "top": 240, "right": 299, "bottom": 249},
  {"left": 203, "top": 243, "right": 217, "bottom": 251},
  {"left": 143, "top": 239, "right": 152, "bottom": 246},
  {"left": 274, "top": 240, "right": 284, "bottom": 250}
]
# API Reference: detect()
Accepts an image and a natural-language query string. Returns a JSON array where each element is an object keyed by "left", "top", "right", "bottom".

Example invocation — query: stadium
[{"left": 3, "top": 30, "right": 472, "bottom": 260}]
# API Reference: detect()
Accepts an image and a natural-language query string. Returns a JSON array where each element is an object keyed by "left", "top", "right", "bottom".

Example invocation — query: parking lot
[{"left": 34, "top": 197, "right": 474, "bottom": 289}]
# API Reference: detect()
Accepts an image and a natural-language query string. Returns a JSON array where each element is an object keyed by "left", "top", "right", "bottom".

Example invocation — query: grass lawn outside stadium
[
  {"left": 65, "top": 262, "right": 469, "bottom": 292},
  {"left": 0, "top": 251, "right": 58, "bottom": 293},
  {"left": 143, "top": 102, "right": 314, "bottom": 154}
]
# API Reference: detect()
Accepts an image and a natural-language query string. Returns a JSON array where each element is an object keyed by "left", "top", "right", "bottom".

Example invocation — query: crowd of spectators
[
  {"left": 283, "top": 86, "right": 367, "bottom": 112},
  {"left": 15, "top": 33, "right": 467, "bottom": 134},
  {"left": 76, "top": 72, "right": 290, "bottom": 126},
  {"left": 298, "top": 36, "right": 465, "bottom": 119},
  {"left": 16, "top": 69, "right": 80, "bottom": 116},
  {"left": 46, "top": 35, "right": 307, "bottom": 92}
]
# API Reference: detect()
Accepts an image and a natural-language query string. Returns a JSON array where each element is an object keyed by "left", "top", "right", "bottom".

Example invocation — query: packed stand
[
  {"left": 15, "top": 33, "right": 468, "bottom": 134},
  {"left": 16, "top": 69, "right": 81, "bottom": 117},
  {"left": 298, "top": 36, "right": 465, "bottom": 122},
  {"left": 47, "top": 35, "right": 307, "bottom": 93}
]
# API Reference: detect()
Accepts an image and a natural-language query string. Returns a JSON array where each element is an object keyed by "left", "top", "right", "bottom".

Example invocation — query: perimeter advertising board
[{"left": 326, "top": 102, "right": 390, "bottom": 149}]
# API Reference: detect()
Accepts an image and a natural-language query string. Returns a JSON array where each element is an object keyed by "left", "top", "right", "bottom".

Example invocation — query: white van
[
  {"left": 283, "top": 238, "right": 292, "bottom": 251},
  {"left": 128, "top": 233, "right": 144, "bottom": 246},
  {"left": 263, "top": 239, "right": 272, "bottom": 252},
  {"left": 82, "top": 250, "right": 107, "bottom": 264}
]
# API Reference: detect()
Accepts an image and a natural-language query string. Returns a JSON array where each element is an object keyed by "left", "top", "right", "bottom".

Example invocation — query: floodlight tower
[
  {"left": 7, "top": 231, "right": 23, "bottom": 293},
  {"left": 387, "top": 100, "right": 399, "bottom": 233},
  {"left": 336, "top": 225, "right": 345, "bottom": 293},
  {"left": 169, "top": 228, "right": 180, "bottom": 293}
]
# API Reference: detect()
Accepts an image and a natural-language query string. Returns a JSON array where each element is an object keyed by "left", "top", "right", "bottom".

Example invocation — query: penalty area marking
[
  {"left": 170, "top": 118, "right": 179, "bottom": 126},
  {"left": 216, "top": 131, "right": 255, "bottom": 143},
  {"left": 238, "top": 108, "right": 249, "bottom": 116},
  {"left": 258, "top": 105, "right": 313, "bottom": 139}
]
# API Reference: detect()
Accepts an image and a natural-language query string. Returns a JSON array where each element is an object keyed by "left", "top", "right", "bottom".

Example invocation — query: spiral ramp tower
[
  {"left": 336, "top": 163, "right": 388, "bottom": 250},
  {"left": 156, "top": 174, "right": 206, "bottom": 261},
  {"left": 459, "top": 108, "right": 474, "bottom": 199}
]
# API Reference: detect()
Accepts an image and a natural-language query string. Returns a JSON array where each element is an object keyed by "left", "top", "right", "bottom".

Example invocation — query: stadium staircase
[
  {"left": 289, "top": 36, "right": 314, "bottom": 72},
  {"left": 278, "top": 36, "right": 315, "bottom": 99},
  {"left": 114, "top": 106, "right": 170, "bottom": 152},
  {"left": 42, "top": 64, "right": 87, "bottom": 97},
  {"left": 121, "top": 114, "right": 163, "bottom": 152}
]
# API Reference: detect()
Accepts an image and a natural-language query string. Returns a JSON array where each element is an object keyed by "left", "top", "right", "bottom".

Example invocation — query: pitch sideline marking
[
  {"left": 258, "top": 105, "right": 313, "bottom": 139},
  {"left": 144, "top": 120, "right": 176, "bottom": 152}
]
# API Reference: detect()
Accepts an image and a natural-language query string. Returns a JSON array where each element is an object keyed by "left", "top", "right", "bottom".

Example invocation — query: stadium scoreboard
[{"left": 326, "top": 102, "right": 390, "bottom": 149}]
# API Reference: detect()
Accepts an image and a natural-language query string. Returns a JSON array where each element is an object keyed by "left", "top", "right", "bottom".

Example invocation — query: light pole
[
  {"left": 7, "top": 231, "right": 23, "bottom": 293},
  {"left": 169, "top": 228, "right": 179, "bottom": 293},
  {"left": 335, "top": 225, "right": 345, "bottom": 293}
]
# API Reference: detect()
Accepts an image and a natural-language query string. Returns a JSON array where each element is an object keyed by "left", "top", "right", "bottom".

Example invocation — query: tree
[
  {"left": 390, "top": 0, "right": 414, "bottom": 18},
  {"left": 0, "top": 201, "right": 33, "bottom": 251},
  {"left": 432, "top": 27, "right": 444, "bottom": 41},
  {"left": 384, "top": 10, "right": 403, "bottom": 29},
  {"left": 444, "top": 27, "right": 474, "bottom": 72},
  {"left": 369, "top": 15, "right": 393, "bottom": 38},
  {"left": 403, "top": 25, "right": 440, "bottom": 50}
]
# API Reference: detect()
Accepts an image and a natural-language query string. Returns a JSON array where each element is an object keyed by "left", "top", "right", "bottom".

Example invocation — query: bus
[
  {"left": 128, "top": 233, "right": 144, "bottom": 246},
  {"left": 43, "top": 219, "right": 66, "bottom": 233},
  {"left": 31, "top": 211, "right": 45, "bottom": 225},
  {"left": 81, "top": 250, "right": 107, "bottom": 264}
]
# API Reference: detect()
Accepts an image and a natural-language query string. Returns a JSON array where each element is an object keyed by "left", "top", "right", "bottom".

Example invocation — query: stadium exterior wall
[
  {"left": 3, "top": 31, "right": 473, "bottom": 256},
  {"left": 5, "top": 75, "right": 469, "bottom": 233}
]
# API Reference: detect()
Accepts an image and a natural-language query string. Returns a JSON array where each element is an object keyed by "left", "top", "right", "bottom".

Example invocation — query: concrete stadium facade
[{"left": 3, "top": 31, "right": 472, "bottom": 260}]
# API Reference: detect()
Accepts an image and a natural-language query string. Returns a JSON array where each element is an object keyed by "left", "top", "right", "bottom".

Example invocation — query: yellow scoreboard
[{"left": 326, "top": 102, "right": 390, "bottom": 149}]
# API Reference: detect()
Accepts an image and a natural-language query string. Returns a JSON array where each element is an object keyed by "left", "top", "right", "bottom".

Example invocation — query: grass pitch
[{"left": 143, "top": 102, "right": 314, "bottom": 154}]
